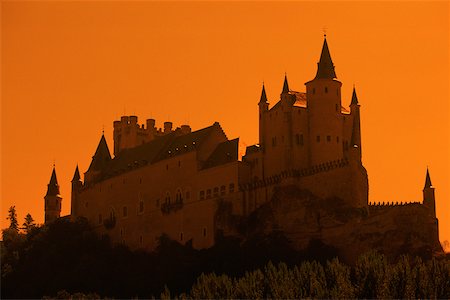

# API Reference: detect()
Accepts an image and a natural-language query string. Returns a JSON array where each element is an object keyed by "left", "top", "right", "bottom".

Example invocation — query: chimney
[
  {"left": 164, "top": 122, "right": 173, "bottom": 133},
  {"left": 180, "top": 125, "right": 191, "bottom": 135}
]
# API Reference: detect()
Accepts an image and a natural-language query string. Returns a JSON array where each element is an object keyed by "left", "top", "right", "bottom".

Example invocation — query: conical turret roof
[
  {"left": 315, "top": 37, "right": 337, "bottom": 80},
  {"left": 259, "top": 83, "right": 268, "bottom": 103},
  {"left": 282, "top": 74, "right": 290, "bottom": 94},
  {"left": 424, "top": 168, "right": 433, "bottom": 188},
  {"left": 46, "top": 166, "right": 60, "bottom": 196},
  {"left": 88, "top": 134, "right": 112, "bottom": 172},
  {"left": 351, "top": 86, "right": 359, "bottom": 105},
  {"left": 71, "top": 165, "right": 81, "bottom": 182}
]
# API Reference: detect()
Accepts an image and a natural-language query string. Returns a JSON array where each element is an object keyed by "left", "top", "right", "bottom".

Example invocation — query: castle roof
[
  {"left": 203, "top": 138, "right": 239, "bottom": 169},
  {"left": 315, "top": 37, "right": 337, "bottom": 80},
  {"left": 259, "top": 83, "right": 268, "bottom": 104},
  {"left": 88, "top": 134, "right": 112, "bottom": 172},
  {"left": 71, "top": 165, "right": 81, "bottom": 182},
  {"left": 46, "top": 167, "right": 60, "bottom": 196},
  {"left": 99, "top": 123, "right": 224, "bottom": 178},
  {"left": 351, "top": 87, "right": 359, "bottom": 105},
  {"left": 424, "top": 168, "right": 433, "bottom": 188},
  {"left": 282, "top": 74, "right": 290, "bottom": 94}
]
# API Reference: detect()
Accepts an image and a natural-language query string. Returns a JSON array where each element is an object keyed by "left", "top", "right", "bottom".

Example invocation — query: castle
[{"left": 44, "top": 37, "right": 439, "bottom": 253}]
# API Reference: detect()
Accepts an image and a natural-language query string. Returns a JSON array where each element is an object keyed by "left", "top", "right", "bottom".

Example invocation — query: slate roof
[
  {"left": 95, "top": 123, "right": 220, "bottom": 178},
  {"left": 424, "top": 168, "right": 433, "bottom": 188},
  {"left": 315, "top": 37, "right": 337, "bottom": 80},
  {"left": 202, "top": 138, "right": 239, "bottom": 169},
  {"left": 46, "top": 167, "right": 60, "bottom": 196},
  {"left": 87, "top": 135, "right": 112, "bottom": 172}
]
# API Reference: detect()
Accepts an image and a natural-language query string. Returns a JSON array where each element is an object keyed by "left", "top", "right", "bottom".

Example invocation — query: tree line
[{"left": 1, "top": 206, "right": 449, "bottom": 299}]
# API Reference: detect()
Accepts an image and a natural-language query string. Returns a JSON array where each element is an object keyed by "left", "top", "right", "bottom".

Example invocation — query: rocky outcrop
[{"left": 218, "top": 185, "right": 443, "bottom": 264}]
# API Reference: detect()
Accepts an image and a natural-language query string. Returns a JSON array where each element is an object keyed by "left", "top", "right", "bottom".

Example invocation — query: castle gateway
[{"left": 44, "top": 37, "right": 439, "bottom": 254}]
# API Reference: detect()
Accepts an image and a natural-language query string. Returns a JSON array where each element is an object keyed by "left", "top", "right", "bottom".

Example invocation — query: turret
[
  {"left": 350, "top": 87, "right": 362, "bottom": 161},
  {"left": 71, "top": 165, "right": 82, "bottom": 218},
  {"left": 44, "top": 166, "right": 62, "bottom": 223},
  {"left": 305, "top": 36, "right": 344, "bottom": 165},
  {"left": 258, "top": 83, "right": 269, "bottom": 152},
  {"left": 423, "top": 168, "right": 436, "bottom": 216}
]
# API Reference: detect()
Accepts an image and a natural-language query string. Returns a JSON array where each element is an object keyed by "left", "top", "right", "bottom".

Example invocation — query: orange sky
[{"left": 1, "top": 1, "right": 449, "bottom": 245}]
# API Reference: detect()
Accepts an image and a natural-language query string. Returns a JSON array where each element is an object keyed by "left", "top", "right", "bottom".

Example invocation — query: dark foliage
[{"left": 1, "top": 218, "right": 448, "bottom": 299}]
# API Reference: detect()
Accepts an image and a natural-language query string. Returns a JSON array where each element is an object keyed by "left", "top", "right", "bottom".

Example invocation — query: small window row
[{"left": 199, "top": 183, "right": 234, "bottom": 200}]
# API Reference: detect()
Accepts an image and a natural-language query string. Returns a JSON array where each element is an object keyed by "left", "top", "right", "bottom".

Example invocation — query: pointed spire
[
  {"left": 259, "top": 83, "right": 268, "bottom": 103},
  {"left": 282, "top": 73, "right": 289, "bottom": 94},
  {"left": 351, "top": 86, "right": 359, "bottom": 105},
  {"left": 46, "top": 166, "right": 60, "bottom": 196},
  {"left": 424, "top": 168, "right": 433, "bottom": 188},
  {"left": 315, "top": 36, "right": 337, "bottom": 79},
  {"left": 88, "top": 134, "right": 112, "bottom": 172},
  {"left": 71, "top": 165, "right": 81, "bottom": 182}
]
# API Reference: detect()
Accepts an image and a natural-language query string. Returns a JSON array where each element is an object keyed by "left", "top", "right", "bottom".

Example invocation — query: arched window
[{"left": 176, "top": 189, "right": 183, "bottom": 204}]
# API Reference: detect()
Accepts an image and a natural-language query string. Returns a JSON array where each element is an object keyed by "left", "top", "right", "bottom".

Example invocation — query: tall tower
[
  {"left": 423, "top": 168, "right": 436, "bottom": 216},
  {"left": 306, "top": 36, "right": 344, "bottom": 165},
  {"left": 44, "top": 166, "right": 62, "bottom": 223}
]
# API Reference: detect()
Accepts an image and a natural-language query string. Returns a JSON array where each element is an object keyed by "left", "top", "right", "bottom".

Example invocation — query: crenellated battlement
[
  {"left": 113, "top": 115, "right": 191, "bottom": 156},
  {"left": 239, "top": 158, "right": 350, "bottom": 191},
  {"left": 368, "top": 201, "right": 421, "bottom": 209}
]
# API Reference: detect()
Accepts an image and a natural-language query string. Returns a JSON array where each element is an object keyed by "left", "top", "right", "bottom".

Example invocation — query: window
[
  {"left": 120, "top": 228, "right": 124, "bottom": 237},
  {"left": 139, "top": 201, "right": 144, "bottom": 214},
  {"left": 178, "top": 161, "right": 181, "bottom": 167},
  {"left": 203, "top": 228, "right": 207, "bottom": 237},
  {"left": 325, "top": 87, "right": 328, "bottom": 93},
  {"left": 200, "top": 190, "right": 205, "bottom": 200},
  {"left": 316, "top": 136, "right": 320, "bottom": 143},
  {"left": 229, "top": 183, "right": 235, "bottom": 193},
  {"left": 176, "top": 189, "right": 183, "bottom": 204},
  {"left": 206, "top": 189, "right": 212, "bottom": 199},
  {"left": 327, "top": 135, "right": 331, "bottom": 142},
  {"left": 213, "top": 187, "right": 219, "bottom": 197},
  {"left": 220, "top": 185, "right": 226, "bottom": 196},
  {"left": 166, "top": 164, "right": 169, "bottom": 170},
  {"left": 98, "top": 214, "right": 103, "bottom": 225},
  {"left": 123, "top": 206, "right": 128, "bottom": 217},
  {"left": 139, "top": 178, "right": 142, "bottom": 184}
]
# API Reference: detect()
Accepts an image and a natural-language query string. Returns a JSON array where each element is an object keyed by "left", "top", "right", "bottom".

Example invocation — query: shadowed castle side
[{"left": 44, "top": 36, "right": 442, "bottom": 257}]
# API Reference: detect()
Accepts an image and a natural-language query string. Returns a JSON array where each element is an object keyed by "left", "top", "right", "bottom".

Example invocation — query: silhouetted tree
[
  {"left": 22, "top": 213, "right": 36, "bottom": 234},
  {"left": 7, "top": 206, "right": 19, "bottom": 232}
]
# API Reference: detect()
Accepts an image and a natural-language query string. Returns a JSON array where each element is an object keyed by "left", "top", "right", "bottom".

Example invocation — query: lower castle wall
[{"left": 73, "top": 152, "right": 245, "bottom": 251}]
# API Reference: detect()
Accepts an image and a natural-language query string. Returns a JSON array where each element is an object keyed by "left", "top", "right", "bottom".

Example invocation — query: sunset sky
[{"left": 2, "top": 1, "right": 449, "bottom": 245}]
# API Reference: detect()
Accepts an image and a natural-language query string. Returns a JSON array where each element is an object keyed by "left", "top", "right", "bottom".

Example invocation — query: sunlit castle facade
[{"left": 44, "top": 37, "right": 438, "bottom": 251}]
